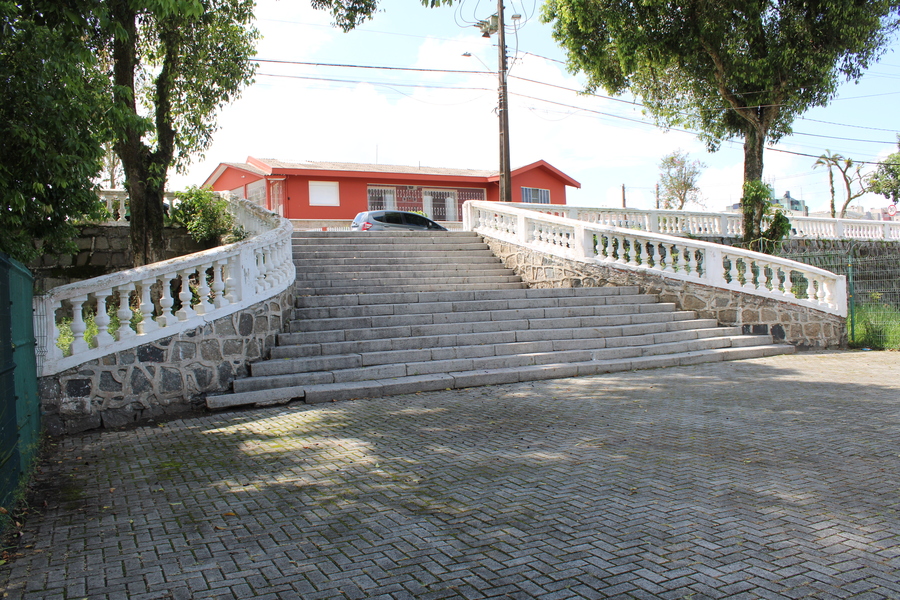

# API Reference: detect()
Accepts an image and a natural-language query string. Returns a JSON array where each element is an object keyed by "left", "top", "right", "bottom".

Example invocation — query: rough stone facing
[
  {"left": 482, "top": 235, "right": 845, "bottom": 350},
  {"left": 39, "top": 289, "right": 293, "bottom": 435}
]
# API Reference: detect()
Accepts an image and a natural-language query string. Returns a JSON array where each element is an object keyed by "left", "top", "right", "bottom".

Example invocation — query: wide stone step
[
  {"left": 293, "top": 255, "right": 506, "bottom": 267},
  {"left": 258, "top": 319, "right": 729, "bottom": 379},
  {"left": 291, "top": 297, "right": 674, "bottom": 320},
  {"left": 293, "top": 286, "right": 643, "bottom": 308},
  {"left": 293, "top": 240, "right": 490, "bottom": 251},
  {"left": 294, "top": 282, "right": 529, "bottom": 295},
  {"left": 287, "top": 299, "right": 671, "bottom": 334},
  {"left": 287, "top": 299, "right": 679, "bottom": 334},
  {"left": 292, "top": 249, "right": 494, "bottom": 260},
  {"left": 293, "top": 264, "right": 515, "bottom": 277},
  {"left": 270, "top": 323, "right": 741, "bottom": 360},
  {"left": 292, "top": 231, "right": 480, "bottom": 241},
  {"left": 241, "top": 332, "right": 767, "bottom": 392},
  {"left": 209, "top": 343, "right": 793, "bottom": 409},
  {"left": 294, "top": 274, "right": 523, "bottom": 290},
  {"left": 263, "top": 322, "right": 747, "bottom": 372}
]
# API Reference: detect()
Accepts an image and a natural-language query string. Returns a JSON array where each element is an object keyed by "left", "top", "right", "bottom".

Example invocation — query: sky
[{"left": 168, "top": 0, "right": 900, "bottom": 215}]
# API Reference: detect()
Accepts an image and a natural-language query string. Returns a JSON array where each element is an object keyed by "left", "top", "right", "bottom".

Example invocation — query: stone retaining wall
[
  {"left": 483, "top": 236, "right": 846, "bottom": 350},
  {"left": 29, "top": 224, "right": 207, "bottom": 292},
  {"left": 39, "top": 289, "right": 293, "bottom": 435}
]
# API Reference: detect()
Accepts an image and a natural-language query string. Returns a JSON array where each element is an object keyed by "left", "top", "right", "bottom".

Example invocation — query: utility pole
[{"left": 497, "top": 0, "right": 512, "bottom": 202}]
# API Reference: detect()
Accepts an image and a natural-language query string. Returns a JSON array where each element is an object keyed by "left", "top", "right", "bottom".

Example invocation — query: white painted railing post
[{"left": 517, "top": 214, "right": 528, "bottom": 245}]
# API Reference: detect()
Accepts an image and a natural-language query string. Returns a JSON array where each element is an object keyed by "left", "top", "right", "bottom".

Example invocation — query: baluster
[
  {"left": 823, "top": 280, "right": 835, "bottom": 306},
  {"left": 687, "top": 247, "right": 699, "bottom": 276},
  {"left": 176, "top": 269, "right": 196, "bottom": 321},
  {"left": 644, "top": 242, "right": 656, "bottom": 269},
  {"left": 69, "top": 295, "right": 90, "bottom": 354},
  {"left": 604, "top": 235, "right": 614, "bottom": 261},
  {"left": 743, "top": 260, "right": 756, "bottom": 290},
  {"left": 756, "top": 262, "right": 769, "bottom": 292},
  {"left": 816, "top": 278, "right": 828, "bottom": 304},
  {"left": 662, "top": 244, "right": 675, "bottom": 273},
  {"left": 627, "top": 237, "right": 640, "bottom": 267},
  {"left": 194, "top": 264, "right": 212, "bottom": 315},
  {"left": 728, "top": 256, "right": 740, "bottom": 285},
  {"left": 157, "top": 275, "right": 176, "bottom": 328},
  {"left": 783, "top": 269, "right": 795, "bottom": 298},
  {"left": 615, "top": 235, "right": 627, "bottom": 264},
  {"left": 93, "top": 291, "right": 115, "bottom": 347},
  {"left": 116, "top": 285, "right": 136, "bottom": 340},
  {"left": 138, "top": 280, "right": 158, "bottom": 334},
  {"left": 212, "top": 260, "right": 229, "bottom": 308},
  {"left": 224, "top": 260, "right": 240, "bottom": 304},
  {"left": 255, "top": 249, "right": 268, "bottom": 292},
  {"left": 805, "top": 276, "right": 817, "bottom": 302}
]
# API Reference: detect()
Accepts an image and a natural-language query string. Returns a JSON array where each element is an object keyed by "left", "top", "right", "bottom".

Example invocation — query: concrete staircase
[{"left": 208, "top": 231, "right": 793, "bottom": 409}]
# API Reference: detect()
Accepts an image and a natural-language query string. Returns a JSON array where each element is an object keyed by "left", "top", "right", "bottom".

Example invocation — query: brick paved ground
[{"left": 2, "top": 351, "right": 899, "bottom": 600}]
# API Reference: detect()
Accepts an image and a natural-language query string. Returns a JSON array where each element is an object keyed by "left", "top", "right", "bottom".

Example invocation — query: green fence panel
[
  {"left": 0, "top": 254, "right": 20, "bottom": 509},
  {"left": 780, "top": 247, "right": 900, "bottom": 350},
  {"left": 0, "top": 253, "right": 39, "bottom": 511}
]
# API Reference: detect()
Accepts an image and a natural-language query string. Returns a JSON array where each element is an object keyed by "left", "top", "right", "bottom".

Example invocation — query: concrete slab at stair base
[{"left": 207, "top": 344, "right": 793, "bottom": 410}]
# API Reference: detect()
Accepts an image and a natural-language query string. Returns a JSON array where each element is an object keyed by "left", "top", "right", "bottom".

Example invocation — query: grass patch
[{"left": 849, "top": 300, "right": 900, "bottom": 350}]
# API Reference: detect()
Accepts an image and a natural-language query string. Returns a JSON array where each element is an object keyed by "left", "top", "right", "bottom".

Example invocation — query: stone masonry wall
[
  {"left": 483, "top": 236, "right": 846, "bottom": 350},
  {"left": 39, "top": 289, "right": 294, "bottom": 435},
  {"left": 29, "top": 224, "right": 207, "bottom": 292}
]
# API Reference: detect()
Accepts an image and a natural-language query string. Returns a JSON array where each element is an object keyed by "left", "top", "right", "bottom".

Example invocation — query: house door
[{"left": 424, "top": 189, "right": 458, "bottom": 221}]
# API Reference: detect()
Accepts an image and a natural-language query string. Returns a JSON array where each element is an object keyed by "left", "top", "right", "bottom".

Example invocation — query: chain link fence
[{"left": 778, "top": 245, "right": 900, "bottom": 349}]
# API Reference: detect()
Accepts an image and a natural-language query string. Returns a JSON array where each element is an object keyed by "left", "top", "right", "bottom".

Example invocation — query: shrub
[{"left": 170, "top": 187, "right": 236, "bottom": 245}]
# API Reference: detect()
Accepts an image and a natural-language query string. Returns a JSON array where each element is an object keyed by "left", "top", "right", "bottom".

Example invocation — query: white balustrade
[
  {"left": 33, "top": 196, "right": 295, "bottom": 377},
  {"left": 513, "top": 202, "right": 900, "bottom": 241},
  {"left": 464, "top": 201, "right": 847, "bottom": 317}
]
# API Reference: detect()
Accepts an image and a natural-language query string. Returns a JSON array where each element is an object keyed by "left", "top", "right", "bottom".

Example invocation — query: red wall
[
  {"left": 210, "top": 164, "right": 571, "bottom": 219},
  {"left": 511, "top": 167, "right": 568, "bottom": 205}
]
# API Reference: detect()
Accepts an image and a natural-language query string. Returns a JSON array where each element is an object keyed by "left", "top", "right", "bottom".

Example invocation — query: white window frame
[
  {"left": 309, "top": 181, "right": 340, "bottom": 206},
  {"left": 521, "top": 187, "right": 551, "bottom": 204}
]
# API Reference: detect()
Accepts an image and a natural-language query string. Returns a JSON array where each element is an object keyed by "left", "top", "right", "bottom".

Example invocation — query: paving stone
[{"left": 4, "top": 352, "right": 900, "bottom": 599}]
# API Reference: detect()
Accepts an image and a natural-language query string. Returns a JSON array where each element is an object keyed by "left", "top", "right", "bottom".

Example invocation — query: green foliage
[
  {"left": 849, "top": 302, "right": 900, "bottom": 349},
  {"left": 658, "top": 150, "right": 706, "bottom": 210},
  {"left": 542, "top": 0, "right": 900, "bottom": 184},
  {"left": 868, "top": 138, "right": 900, "bottom": 205},
  {"left": 171, "top": 187, "right": 236, "bottom": 244},
  {"left": 739, "top": 180, "right": 791, "bottom": 254},
  {"left": 0, "top": 1, "right": 108, "bottom": 262},
  {"left": 103, "top": 0, "right": 260, "bottom": 264}
]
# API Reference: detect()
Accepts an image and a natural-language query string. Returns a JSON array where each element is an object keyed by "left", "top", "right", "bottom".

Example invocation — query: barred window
[{"left": 521, "top": 187, "right": 550, "bottom": 204}]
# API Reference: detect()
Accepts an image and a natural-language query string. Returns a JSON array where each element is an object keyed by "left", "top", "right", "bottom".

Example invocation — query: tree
[
  {"left": 542, "top": 0, "right": 900, "bottom": 244},
  {"left": 814, "top": 152, "right": 867, "bottom": 218},
  {"left": 658, "top": 150, "right": 706, "bottom": 210},
  {"left": 869, "top": 139, "right": 900, "bottom": 205},
  {"left": 100, "top": 142, "right": 124, "bottom": 190},
  {"left": 0, "top": 1, "right": 108, "bottom": 262},
  {"left": 100, "top": 0, "right": 259, "bottom": 265},
  {"left": 814, "top": 151, "right": 839, "bottom": 219}
]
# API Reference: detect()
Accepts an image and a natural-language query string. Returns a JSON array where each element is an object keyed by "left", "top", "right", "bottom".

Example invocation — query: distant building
[
  {"left": 203, "top": 157, "right": 580, "bottom": 222},
  {"left": 773, "top": 191, "right": 808, "bottom": 215},
  {"left": 727, "top": 190, "right": 808, "bottom": 215}
]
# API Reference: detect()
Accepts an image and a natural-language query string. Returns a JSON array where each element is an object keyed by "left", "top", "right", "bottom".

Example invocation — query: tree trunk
[
  {"left": 741, "top": 127, "right": 767, "bottom": 250},
  {"left": 111, "top": 0, "right": 167, "bottom": 267}
]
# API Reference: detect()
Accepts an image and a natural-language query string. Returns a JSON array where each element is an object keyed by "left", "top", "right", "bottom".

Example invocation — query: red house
[{"left": 202, "top": 157, "right": 580, "bottom": 222}]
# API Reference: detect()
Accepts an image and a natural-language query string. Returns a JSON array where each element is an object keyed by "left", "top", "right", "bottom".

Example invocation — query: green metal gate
[
  {"left": 0, "top": 253, "right": 40, "bottom": 512},
  {"left": 780, "top": 246, "right": 900, "bottom": 350}
]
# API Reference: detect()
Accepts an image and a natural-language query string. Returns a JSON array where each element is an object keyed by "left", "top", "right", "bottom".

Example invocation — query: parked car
[{"left": 350, "top": 210, "right": 449, "bottom": 232}]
